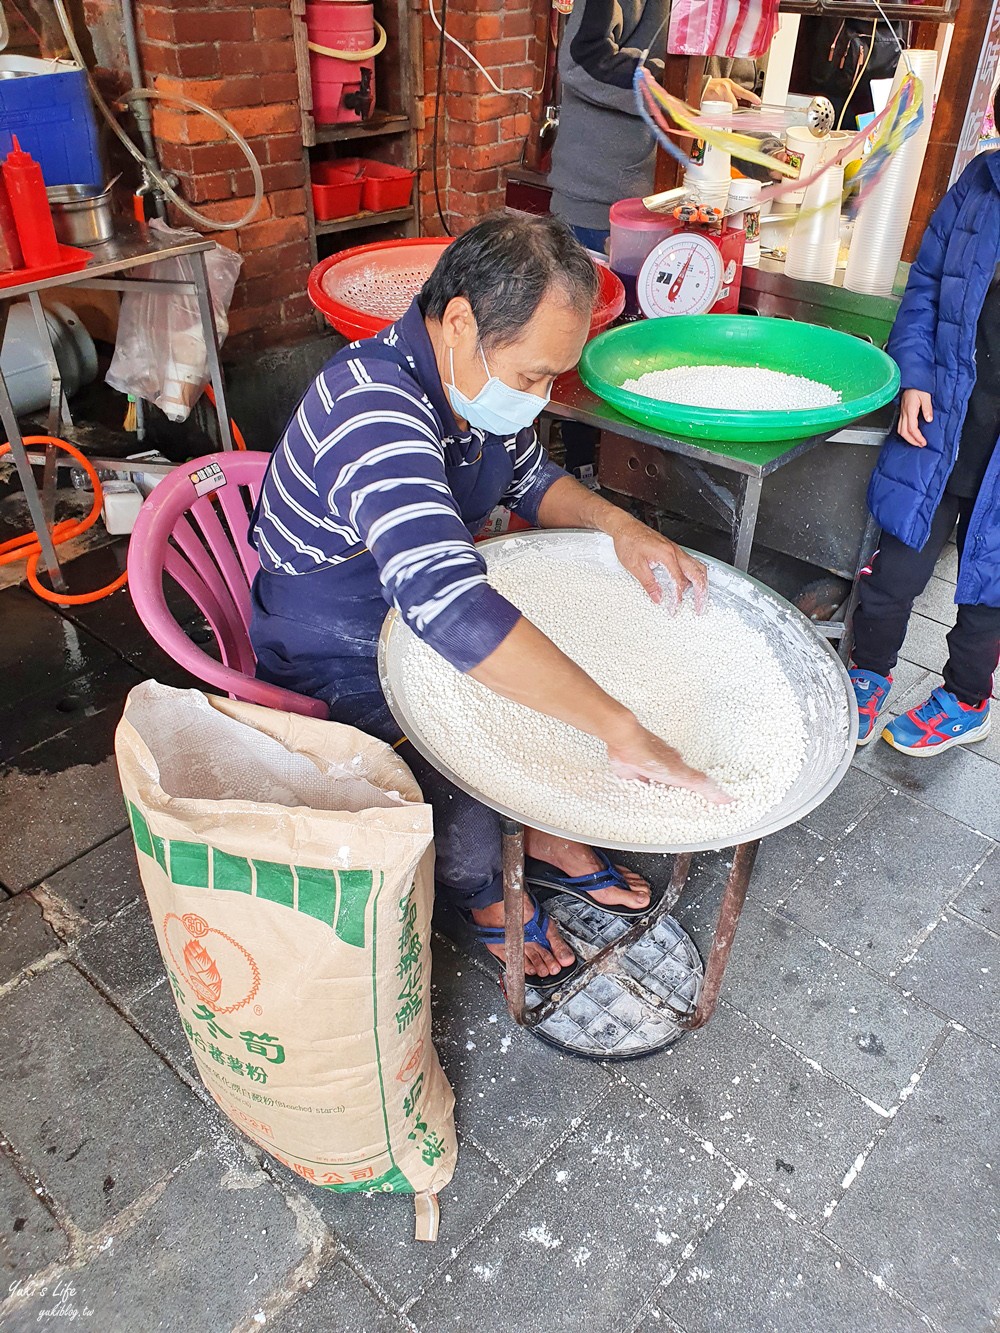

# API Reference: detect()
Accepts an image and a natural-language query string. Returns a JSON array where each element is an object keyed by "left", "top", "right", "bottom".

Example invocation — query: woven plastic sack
[
  {"left": 667, "top": 0, "right": 779, "bottom": 59},
  {"left": 106, "top": 220, "right": 241, "bottom": 423},
  {"left": 115, "top": 682, "right": 456, "bottom": 1229}
]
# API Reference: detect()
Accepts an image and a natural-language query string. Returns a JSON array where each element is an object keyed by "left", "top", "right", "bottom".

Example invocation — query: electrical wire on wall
[{"left": 431, "top": 0, "right": 451, "bottom": 236}]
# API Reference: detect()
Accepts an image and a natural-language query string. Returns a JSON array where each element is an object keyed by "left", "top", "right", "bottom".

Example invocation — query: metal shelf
[
  {"left": 312, "top": 113, "right": 412, "bottom": 144},
  {"left": 315, "top": 206, "right": 415, "bottom": 235}
]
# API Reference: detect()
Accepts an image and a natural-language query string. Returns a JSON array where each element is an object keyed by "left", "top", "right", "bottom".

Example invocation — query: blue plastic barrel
[{"left": 0, "top": 56, "right": 103, "bottom": 188}]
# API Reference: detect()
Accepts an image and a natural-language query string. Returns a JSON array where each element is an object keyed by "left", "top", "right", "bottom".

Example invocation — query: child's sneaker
[
  {"left": 882, "top": 687, "right": 991, "bottom": 756},
  {"left": 850, "top": 667, "right": 893, "bottom": 745}
]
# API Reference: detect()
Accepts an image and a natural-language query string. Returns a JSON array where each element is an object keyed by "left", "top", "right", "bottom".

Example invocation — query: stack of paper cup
[
  {"left": 726, "top": 178, "right": 762, "bottom": 266},
  {"left": 785, "top": 124, "right": 827, "bottom": 208},
  {"left": 684, "top": 100, "right": 732, "bottom": 213},
  {"left": 784, "top": 158, "right": 845, "bottom": 285},
  {"left": 844, "top": 49, "right": 937, "bottom": 297}
]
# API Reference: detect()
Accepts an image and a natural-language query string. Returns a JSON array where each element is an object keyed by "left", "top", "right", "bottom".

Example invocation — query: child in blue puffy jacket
[{"left": 850, "top": 129, "right": 1000, "bottom": 754}]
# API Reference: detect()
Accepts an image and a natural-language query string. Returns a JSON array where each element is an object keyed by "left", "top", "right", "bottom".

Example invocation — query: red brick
[
  {"left": 171, "top": 140, "right": 251, "bottom": 176},
  {"left": 446, "top": 13, "right": 502, "bottom": 42},
  {"left": 257, "top": 71, "right": 302, "bottom": 104},
  {"left": 150, "top": 42, "right": 222, "bottom": 79},
  {"left": 279, "top": 293, "right": 314, "bottom": 322},
  {"left": 155, "top": 74, "right": 264, "bottom": 110},
  {"left": 182, "top": 170, "right": 235, "bottom": 204},
  {"left": 239, "top": 214, "right": 309, "bottom": 250},
  {"left": 171, "top": 10, "right": 255, "bottom": 43},
  {"left": 236, "top": 271, "right": 305, "bottom": 307},
  {"left": 240, "top": 238, "right": 311, "bottom": 278},
  {"left": 264, "top": 134, "right": 305, "bottom": 165},
  {"left": 222, "top": 40, "right": 297, "bottom": 75},
  {"left": 254, "top": 7, "right": 294, "bottom": 39},
  {"left": 139, "top": 7, "right": 175, "bottom": 44},
  {"left": 500, "top": 10, "right": 537, "bottom": 38},
  {"left": 152, "top": 106, "right": 226, "bottom": 146},
  {"left": 259, "top": 160, "right": 306, "bottom": 194},
  {"left": 447, "top": 118, "right": 500, "bottom": 147},
  {"left": 226, "top": 103, "right": 300, "bottom": 139},
  {"left": 449, "top": 143, "right": 521, "bottom": 172},
  {"left": 198, "top": 195, "right": 272, "bottom": 225},
  {"left": 269, "top": 187, "right": 306, "bottom": 217},
  {"left": 475, "top": 37, "right": 530, "bottom": 67},
  {"left": 459, "top": 92, "right": 519, "bottom": 120}
]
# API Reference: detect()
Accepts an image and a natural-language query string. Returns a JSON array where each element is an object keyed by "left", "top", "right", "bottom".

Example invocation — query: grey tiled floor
[{"left": 0, "top": 545, "right": 997, "bottom": 1333}]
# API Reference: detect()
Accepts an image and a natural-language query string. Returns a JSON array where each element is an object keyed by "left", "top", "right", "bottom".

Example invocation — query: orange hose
[
  {"left": 0, "top": 437, "right": 129, "bottom": 605},
  {"left": 204, "top": 384, "right": 246, "bottom": 450}
]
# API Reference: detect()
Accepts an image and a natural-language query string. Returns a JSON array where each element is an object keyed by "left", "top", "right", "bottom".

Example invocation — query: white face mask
[{"left": 447, "top": 345, "right": 549, "bottom": 435}]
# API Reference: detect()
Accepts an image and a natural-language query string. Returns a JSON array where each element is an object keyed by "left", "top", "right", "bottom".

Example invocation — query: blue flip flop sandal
[
  {"left": 525, "top": 851, "right": 652, "bottom": 919},
  {"left": 468, "top": 894, "right": 581, "bottom": 993}
]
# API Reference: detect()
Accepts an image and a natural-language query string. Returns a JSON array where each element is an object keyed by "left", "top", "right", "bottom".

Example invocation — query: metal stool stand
[{"left": 500, "top": 821, "right": 760, "bottom": 1035}]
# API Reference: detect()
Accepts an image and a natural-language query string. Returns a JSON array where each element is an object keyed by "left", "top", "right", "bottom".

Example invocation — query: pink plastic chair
[{"left": 127, "top": 451, "right": 328, "bottom": 719}]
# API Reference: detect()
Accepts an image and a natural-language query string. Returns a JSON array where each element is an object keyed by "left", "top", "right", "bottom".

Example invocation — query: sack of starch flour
[{"left": 115, "top": 682, "right": 456, "bottom": 1231}]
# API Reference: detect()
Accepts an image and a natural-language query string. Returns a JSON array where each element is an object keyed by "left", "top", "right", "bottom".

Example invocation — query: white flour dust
[
  {"left": 622, "top": 364, "right": 840, "bottom": 412},
  {"left": 398, "top": 547, "right": 807, "bottom": 845}
]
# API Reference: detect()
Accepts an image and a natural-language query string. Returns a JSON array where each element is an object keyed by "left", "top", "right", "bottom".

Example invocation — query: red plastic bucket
[{"left": 306, "top": 1, "right": 384, "bottom": 125}]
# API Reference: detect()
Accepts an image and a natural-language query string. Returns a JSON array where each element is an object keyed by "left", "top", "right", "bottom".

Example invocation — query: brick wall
[
  {"left": 133, "top": 0, "right": 314, "bottom": 352},
  {"left": 416, "top": 0, "right": 546, "bottom": 235}
]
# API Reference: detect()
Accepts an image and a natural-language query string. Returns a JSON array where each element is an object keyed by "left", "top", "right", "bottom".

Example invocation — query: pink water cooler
[{"left": 306, "top": 1, "right": 385, "bottom": 125}]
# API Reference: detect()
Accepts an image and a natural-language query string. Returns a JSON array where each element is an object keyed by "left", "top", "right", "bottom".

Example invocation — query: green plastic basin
[{"left": 578, "top": 315, "right": 900, "bottom": 443}]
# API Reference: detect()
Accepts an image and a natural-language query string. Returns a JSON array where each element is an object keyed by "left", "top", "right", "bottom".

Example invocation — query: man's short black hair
[{"left": 418, "top": 212, "right": 599, "bottom": 350}]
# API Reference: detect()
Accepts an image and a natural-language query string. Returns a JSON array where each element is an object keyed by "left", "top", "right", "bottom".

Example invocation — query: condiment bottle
[
  {"left": 0, "top": 173, "right": 24, "bottom": 273},
  {"left": 2, "top": 136, "right": 60, "bottom": 268}
]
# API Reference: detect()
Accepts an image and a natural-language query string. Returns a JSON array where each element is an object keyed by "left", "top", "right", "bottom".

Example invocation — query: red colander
[{"left": 307, "top": 237, "right": 625, "bottom": 343}]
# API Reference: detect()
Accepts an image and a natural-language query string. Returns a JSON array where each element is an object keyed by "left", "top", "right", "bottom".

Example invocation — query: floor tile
[
  {"left": 0, "top": 1151, "right": 69, "bottom": 1282},
  {"left": 951, "top": 849, "right": 999, "bottom": 929},
  {"left": 0, "top": 707, "right": 129, "bottom": 892},
  {"left": 900, "top": 912, "right": 999, "bottom": 1038},
  {"left": 825, "top": 1032, "right": 1000, "bottom": 1331},
  {"left": 270, "top": 1258, "right": 406, "bottom": 1332},
  {"left": 74, "top": 901, "right": 165, "bottom": 1007},
  {"left": 851, "top": 738, "right": 1000, "bottom": 841},
  {"left": 685, "top": 898, "right": 946, "bottom": 1110},
  {"left": 4, "top": 1136, "right": 308, "bottom": 1333},
  {"left": 629, "top": 1004, "right": 881, "bottom": 1221},
  {"left": 430, "top": 941, "right": 611, "bottom": 1173},
  {"left": 781, "top": 794, "right": 989, "bottom": 972},
  {"left": 898, "top": 613, "right": 949, "bottom": 676},
  {"left": 293, "top": 1140, "right": 509, "bottom": 1307},
  {"left": 911, "top": 574, "right": 959, "bottom": 628},
  {"left": 42, "top": 830, "right": 144, "bottom": 927},
  {"left": 126, "top": 977, "right": 198, "bottom": 1081},
  {"left": 407, "top": 1089, "right": 735, "bottom": 1332},
  {"left": 0, "top": 895, "right": 60, "bottom": 985},
  {"left": 0, "top": 962, "right": 213, "bottom": 1232},
  {"left": 0, "top": 585, "right": 116, "bottom": 710},
  {"left": 657, "top": 1186, "right": 923, "bottom": 1333}
]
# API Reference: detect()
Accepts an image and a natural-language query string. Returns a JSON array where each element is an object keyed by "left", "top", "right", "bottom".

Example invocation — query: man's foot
[
  {"left": 882, "top": 687, "right": 990, "bottom": 756},
  {"left": 524, "top": 831, "right": 651, "bottom": 912},
  {"left": 850, "top": 666, "right": 893, "bottom": 746},
  {"left": 470, "top": 894, "right": 577, "bottom": 983}
]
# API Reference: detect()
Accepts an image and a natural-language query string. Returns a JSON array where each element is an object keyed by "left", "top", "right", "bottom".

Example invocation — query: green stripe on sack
[{"left": 126, "top": 803, "right": 379, "bottom": 948}]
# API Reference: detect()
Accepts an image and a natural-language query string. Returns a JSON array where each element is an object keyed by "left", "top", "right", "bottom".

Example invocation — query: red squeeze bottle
[
  {"left": 2, "top": 136, "right": 60, "bottom": 268},
  {"left": 0, "top": 173, "right": 24, "bottom": 273}
]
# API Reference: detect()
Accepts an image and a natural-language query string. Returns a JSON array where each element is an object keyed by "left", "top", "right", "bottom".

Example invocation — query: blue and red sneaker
[
  {"left": 882, "top": 687, "right": 991, "bottom": 756},
  {"left": 849, "top": 667, "right": 893, "bottom": 746}
]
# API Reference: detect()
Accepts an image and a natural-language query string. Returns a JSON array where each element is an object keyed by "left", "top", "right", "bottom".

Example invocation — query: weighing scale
[
  {"left": 637, "top": 225, "right": 745, "bottom": 319},
  {"left": 378, "top": 532, "right": 858, "bottom": 1062}
]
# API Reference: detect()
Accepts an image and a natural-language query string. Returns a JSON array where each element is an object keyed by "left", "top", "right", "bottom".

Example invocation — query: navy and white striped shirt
[{"left": 250, "top": 301, "right": 566, "bottom": 672}]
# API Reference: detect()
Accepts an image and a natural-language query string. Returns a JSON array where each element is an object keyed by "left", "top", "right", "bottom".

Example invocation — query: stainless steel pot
[{"left": 46, "top": 184, "right": 116, "bottom": 247}]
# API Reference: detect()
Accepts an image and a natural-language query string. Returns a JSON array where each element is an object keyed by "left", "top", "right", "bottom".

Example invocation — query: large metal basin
[{"left": 377, "top": 530, "right": 858, "bottom": 855}]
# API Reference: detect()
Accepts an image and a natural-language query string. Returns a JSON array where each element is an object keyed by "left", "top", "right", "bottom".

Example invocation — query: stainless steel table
[
  {"left": 542, "top": 373, "right": 893, "bottom": 661},
  {"left": 0, "top": 225, "right": 235, "bottom": 592}
]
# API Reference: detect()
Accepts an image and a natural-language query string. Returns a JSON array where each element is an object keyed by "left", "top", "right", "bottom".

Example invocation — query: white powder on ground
[
  {"left": 397, "top": 547, "right": 807, "bottom": 846},
  {"left": 622, "top": 364, "right": 841, "bottom": 412}
]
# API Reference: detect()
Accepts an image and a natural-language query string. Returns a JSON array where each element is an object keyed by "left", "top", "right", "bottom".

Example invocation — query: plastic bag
[
  {"left": 667, "top": 0, "right": 779, "bottom": 59},
  {"left": 106, "top": 220, "right": 242, "bottom": 423}
]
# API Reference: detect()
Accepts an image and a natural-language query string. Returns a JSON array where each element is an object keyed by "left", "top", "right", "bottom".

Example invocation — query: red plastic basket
[
  {"left": 359, "top": 161, "right": 415, "bottom": 212},
  {"left": 307, "top": 238, "right": 625, "bottom": 342},
  {"left": 310, "top": 159, "right": 364, "bottom": 220}
]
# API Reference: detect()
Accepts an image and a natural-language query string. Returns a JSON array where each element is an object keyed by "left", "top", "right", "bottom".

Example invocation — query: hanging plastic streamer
[
  {"left": 633, "top": 62, "right": 924, "bottom": 222},
  {"left": 667, "top": 0, "right": 779, "bottom": 60}
]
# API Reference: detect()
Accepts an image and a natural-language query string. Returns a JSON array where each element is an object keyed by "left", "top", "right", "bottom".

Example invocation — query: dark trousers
[{"left": 852, "top": 492, "right": 1000, "bottom": 705}]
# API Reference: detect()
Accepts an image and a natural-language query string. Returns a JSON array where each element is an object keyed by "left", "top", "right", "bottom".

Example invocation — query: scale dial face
[{"left": 638, "top": 233, "right": 724, "bottom": 318}]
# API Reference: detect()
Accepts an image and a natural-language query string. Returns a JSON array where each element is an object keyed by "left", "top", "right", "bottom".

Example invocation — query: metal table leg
[
  {"left": 838, "top": 511, "right": 881, "bottom": 664},
  {"left": 732, "top": 475, "right": 763, "bottom": 573},
  {"left": 191, "top": 250, "right": 236, "bottom": 453},
  {"left": 27, "top": 292, "right": 72, "bottom": 438},
  {"left": 0, "top": 366, "right": 67, "bottom": 589},
  {"left": 680, "top": 839, "right": 760, "bottom": 1031},
  {"left": 501, "top": 819, "right": 527, "bottom": 1026}
]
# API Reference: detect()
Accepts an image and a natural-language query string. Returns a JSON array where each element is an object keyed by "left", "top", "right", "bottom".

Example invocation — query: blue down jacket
[{"left": 867, "top": 151, "right": 1000, "bottom": 607}]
